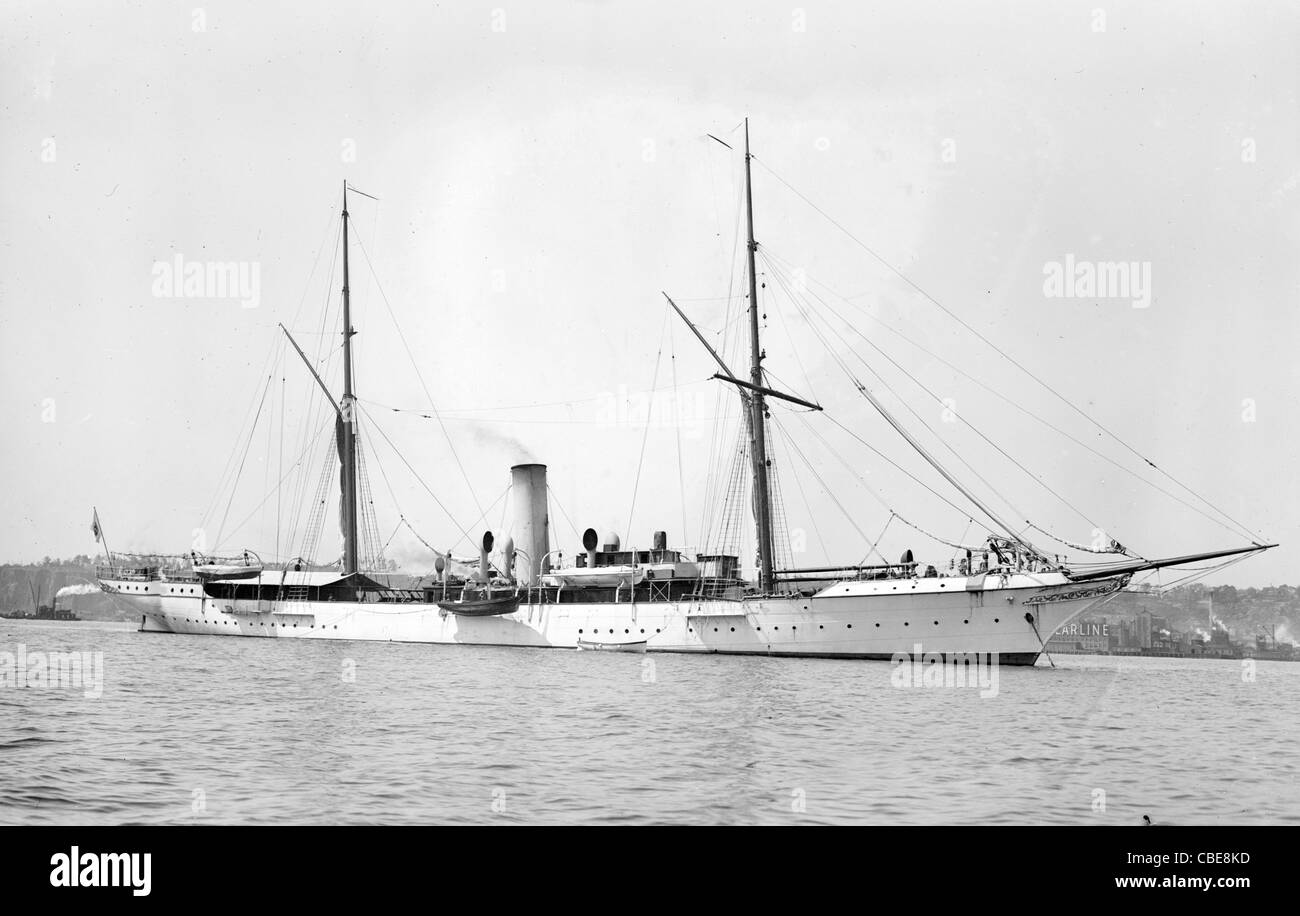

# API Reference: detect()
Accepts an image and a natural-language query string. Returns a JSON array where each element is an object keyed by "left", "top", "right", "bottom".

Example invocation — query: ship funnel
[
  {"left": 510, "top": 464, "right": 550, "bottom": 586},
  {"left": 480, "top": 530, "right": 494, "bottom": 583},
  {"left": 582, "top": 527, "right": 598, "bottom": 569}
]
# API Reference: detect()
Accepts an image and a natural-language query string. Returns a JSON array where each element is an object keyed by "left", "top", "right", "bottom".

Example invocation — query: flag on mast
[{"left": 91, "top": 508, "right": 102, "bottom": 542}]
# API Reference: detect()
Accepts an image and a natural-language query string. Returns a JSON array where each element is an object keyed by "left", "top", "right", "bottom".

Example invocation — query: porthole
[
  {"left": 933, "top": 620, "right": 939, "bottom": 626},
  {"left": 963, "top": 619, "right": 969, "bottom": 624},
  {"left": 904, "top": 622, "right": 909, "bottom": 627},
  {"left": 847, "top": 624, "right": 852, "bottom": 629},
  {"left": 729, "top": 627, "right": 735, "bottom": 632},
  {"left": 994, "top": 618, "right": 1000, "bottom": 624},
  {"left": 874, "top": 623, "right": 880, "bottom": 628},
  {"left": 578, "top": 629, "right": 583, "bottom": 634}
]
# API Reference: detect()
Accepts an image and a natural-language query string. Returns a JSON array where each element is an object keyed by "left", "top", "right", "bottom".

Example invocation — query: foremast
[
  {"left": 744, "top": 118, "right": 776, "bottom": 594},
  {"left": 339, "top": 184, "right": 359, "bottom": 575}
]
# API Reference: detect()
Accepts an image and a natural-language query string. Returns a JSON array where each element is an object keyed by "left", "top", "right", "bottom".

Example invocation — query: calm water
[{"left": 1, "top": 618, "right": 1296, "bottom": 825}]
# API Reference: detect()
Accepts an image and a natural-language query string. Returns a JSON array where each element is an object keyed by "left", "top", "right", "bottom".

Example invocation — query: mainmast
[
  {"left": 744, "top": 119, "right": 777, "bottom": 593},
  {"left": 339, "top": 184, "right": 359, "bottom": 574}
]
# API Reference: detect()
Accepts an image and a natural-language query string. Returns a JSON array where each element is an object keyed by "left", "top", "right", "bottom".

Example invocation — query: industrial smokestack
[{"left": 510, "top": 464, "right": 550, "bottom": 586}]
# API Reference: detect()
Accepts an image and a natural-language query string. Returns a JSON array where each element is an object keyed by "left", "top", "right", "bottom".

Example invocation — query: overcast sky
[{"left": 3, "top": 0, "right": 1297, "bottom": 586}]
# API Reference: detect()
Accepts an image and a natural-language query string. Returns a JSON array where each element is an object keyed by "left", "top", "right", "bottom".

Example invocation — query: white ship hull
[{"left": 102, "top": 571, "right": 1126, "bottom": 666}]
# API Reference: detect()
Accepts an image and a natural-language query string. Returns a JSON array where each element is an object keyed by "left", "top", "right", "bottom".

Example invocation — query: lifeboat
[
  {"left": 576, "top": 638, "right": 647, "bottom": 653},
  {"left": 544, "top": 565, "right": 647, "bottom": 588},
  {"left": 191, "top": 550, "right": 263, "bottom": 581},
  {"left": 437, "top": 590, "right": 520, "bottom": 617}
]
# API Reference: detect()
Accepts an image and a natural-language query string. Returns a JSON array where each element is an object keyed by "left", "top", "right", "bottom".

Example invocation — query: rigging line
[
  {"left": 759, "top": 257, "right": 1007, "bottom": 534},
  {"left": 213, "top": 374, "right": 274, "bottom": 550},
  {"left": 547, "top": 485, "right": 583, "bottom": 549},
  {"left": 398, "top": 516, "right": 443, "bottom": 569},
  {"left": 762, "top": 253, "right": 1252, "bottom": 544},
  {"left": 288, "top": 203, "right": 346, "bottom": 331},
  {"left": 220, "top": 417, "right": 333, "bottom": 559},
  {"left": 262, "top": 366, "right": 275, "bottom": 554},
  {"left": 857, "top": 514, "right": 894, "bottom": 568},
  {"left": 442, "top": 484, "right": 511, "bottom": 553},
  {"left": 498, "top": 485, "right": 511, "bottom": 540},
  {"left": 854, "top": 372, "right": 1035, "bottom": 551},
  {"left": 277, "top": 375, "right": 285, "bottom": 567},
  {"left": 1144, "top": 553, "right": 1251, "bottom": 592},
  {"left": 793, "top": 412, "right": 985, "bottom": 552},
  {"left": 669, "top": 318, "right": 689, "bottom": 547},
  {"left": 812, "top": 411, "right": 989, "bottom": 531},
  {"left": 952, "top": 519, "right": 974, "bottom": 562},
  {"left": 285, "top": 409, "right": 334, "bottom": 560},
  {"left": 765, "top": 273, "right": 819, "bottom": 405},
  {"left": 284, "top": 223, "right": 343, "bottom": 535},
  {"left": 773, "top": 416, "right": 830, "bottom": 564},
  {"left": 753, "top": 157, "right": 1264, "bottom": 544},
  {"left": 362, "top": 406, "right": 476, "bottom": 550},
  {"left": 356, "top": 378, "right": 710, "bottom": 416},
  {"left": 1022, "top": 520, "right": 1135, "bottom": 557},
  {"left": 772, "top": 419, "right": 877, "bottom": 552},
  {"left": 780, "top": 267, "right": 1032, "bottom": 549},
  {"left": 351, "top": 223, "right": 485, "bottom": 519},
  {"left": 362, "top": 410, "right": 505, "bottom": 557},
  {"left": 199, "top": 332, "right": 286, "bottom": 530},
  {"left": 380, "top": 517, "right": 403, "bottom": 554},
  {"left": 763, "top": 249, "right": 1038, "bottom": 538},
  {"left": 210, "top": 375, "right": 296, "bottom": 551},
  {"left": 359, "top": 415, "right": 403, "bottom": 519},
  {"left": 698, "top": 175, "right": 750, "bottom": 551},
  {"left": 762, "top": 249, "right": 1108, "bottom": 538},
  {"left": 625, "top": 309, "right": 670, "bottom": 545}
]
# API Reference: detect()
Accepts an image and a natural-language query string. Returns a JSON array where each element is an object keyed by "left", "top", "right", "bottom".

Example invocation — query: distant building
[{"left": 1047, "top": 617, "right": 1110, "bottom": 653}]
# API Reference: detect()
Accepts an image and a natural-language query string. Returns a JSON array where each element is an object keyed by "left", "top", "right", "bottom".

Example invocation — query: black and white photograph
[{"left": 0, "top": 0, "right": 1294, "bottom": 890}]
